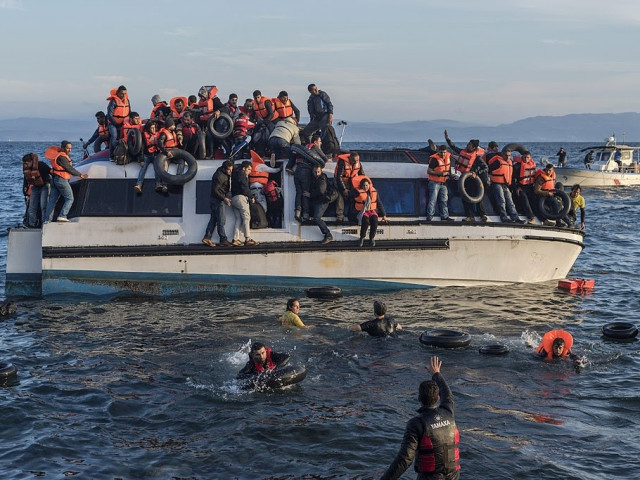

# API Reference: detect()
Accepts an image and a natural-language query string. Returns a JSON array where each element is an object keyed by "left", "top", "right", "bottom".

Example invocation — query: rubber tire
[
  {"left": 538, "top": 189, "right": 571, "bottom": 220},
  {"left": 242, "top": 364, "right": 307, "bottom": 390},
  {"left": 0, "top": 362, "right": 17, "bottom": 378},
  {"left": 291, "top": 144, "right": 326, "bottom": 167},
  {"left": 305, "top": 286, "right": 343, "bottom": 299},
  {"left": 479, "top": 344, "right": 510, "bottom": 355},
  {"left": 127, "top": 129, "right": 143, "bottom": 156},
  {"left": 154, "top": 150, "right": 198, "bottom": 185},
  {"left": 419, "top": 329, "right": 471, "bottom": 348},
  {"left": 502, "top": 143, "right": 528, "bottom": 155},
  {"left": 458, "top": 172, "right": 484, "bottom": 204},
  {"left": 207, "top": 112, "right": 234, "bottom": 139},
  {"left": 602, "top": 322, "right": 639, "bottom": 340}
]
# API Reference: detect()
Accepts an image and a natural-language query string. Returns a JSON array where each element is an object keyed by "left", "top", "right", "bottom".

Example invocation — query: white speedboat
[
  {"left": 554, "top": 135, "right": 640, "bottom": 187},
  {"left": 6, "top": 150, "right": 585, "bottom": 297}
]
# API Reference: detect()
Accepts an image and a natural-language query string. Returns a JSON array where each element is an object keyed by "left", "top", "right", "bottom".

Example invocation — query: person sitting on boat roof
[
  {"left": 302, "top": 84, "right": 333, "bottom": 143},
  {"left": 426, "top": 145, "right": 454, "bottom": 222},
  {"left": 149, "top": 94, "right": 168, "bottom": 121},
  {"left": 511, "top": 150, "right": 537, "bottom": 224},
  {"left": 194, "top": 85, "right": 225, "bottom": 159},
  {"left": 584, "top": 150, "right": 594, "bottom": 169},
  {"left": 251, "top": 90, "right": 278, "bottom": 134},
  {"left": 444, "top": 130, "right": 488, "bottom": 222},
  {"left": 169, "top": 96, "right": 188, "bottom": 121},
  {"left": 232, "top": 112, "right": 255, "bottom": 156},
  {"left": 293, "top": 134, "right": 329, "bottom": 222},
  {"left": 202, "top": 160, "right": 234, "bottom": 247},
  {"left": 566, "top": 184, "right": 586, "bottom": 230},
  {"left": 278, "top": 298, "right": 311, "bottom": 329},
  {"left": 557, "top": 148, "right": 567, "bottom": 167},
  {"left": 310, "top": 165, "right": 339, "bottom": 244},
  {"left": 44, "top": 141, "right": 88, "bottom": 223},
  {"left": 488, "top": 149, "right": 525, "bottom": 224},
  {"left": 83, "top": 111, "right": 109, "bottom": 153},
  {"left": 22, "top": 153, "right": 51, "bottom": 228},
  {"left": 536, "top": 329, "right": 580, "bottom": 363},
  {"left": 350, "top": 300, "right": 402, "bottom": 337},
  {"left": 106, "top": 85, "right": 130, "bottom": 159},
  {"left": 271, "top": 117, "right": 301, "bottom": 166},
  {"left": 533, "top": 164, "right": 559, "bottom": 226},
  {"left": 179, "top": 111, "right": 206, "bottom": 160},
  {"left": 231, "top": 160, "right": 259, "bottom": 246},
  {"left": 224, "top": 93, "right": 241, "bottom": 121},
  {"left": 121, "top": 111, "right": 144, "bottom": 165},
  {"left": 237, "top": 342, "right": 291, "bottom": 379},
  {"left": 334, "top": 152, "right": 365, "bottom": 224},
  {"left": 273, "top": 91, "right": 301, "bottom": 124},
  {"left": 354, "top": 176, "right": 387, "bottom": 247},
  {"left": 135, "top": 120, "right": 163, "bottom": 194}
]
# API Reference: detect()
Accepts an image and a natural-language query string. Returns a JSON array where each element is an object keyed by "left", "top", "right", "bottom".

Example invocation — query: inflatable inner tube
[
  {"left": 502, "top": 143, "right": 528, "bottom": 155},
  {"left": 0, "top": 362, "right": 17, "bottom": 379},
  {"left": 305, "top": 286, "right": 343, "bottom": 299},
  {"left": 458, "top": 172, "right": 484, "bottom": 204},
  {"left": 538, "top": 189, "right": 571, "bottom": 220},
  {"left": 291, "top": 144, "right": 326, "bottom": 167},
  {"left": 127, "top": 129, "right": 143, "bottom": 156},
  {"left": 154, "top": 150, "right": 198, "bottom": 185},
  {"left": 208, "top": 112, "right": 234, "bottom": 139},
  {"left": 479, "top": 344, "right": 510, "bottom": 355},
  {"left": 419, "top": 329, "right": 471, "bottom": 348},
  {"left": 242, "top": 364, "right": 307, "bottom": 390},
  {"left": 602, "top": 322, "right": 638, "bottom": 340}
]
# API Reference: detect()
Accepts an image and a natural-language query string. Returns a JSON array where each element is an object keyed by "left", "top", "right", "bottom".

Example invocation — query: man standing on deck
[
  {"left": 381, "top": 356, "right": 460, "bottom": 480},
  {"left": 302, "top": 84, "right": 333, "bottom": 142}
]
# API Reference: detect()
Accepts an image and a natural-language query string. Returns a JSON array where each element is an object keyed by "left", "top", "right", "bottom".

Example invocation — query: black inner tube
[
  {"left": 538, "top": 189, "right": 571, "bottom": 220},
  {"left": 602, "top": 322, "right": 639, "bottom": 339},
  {"left": 420, "top": 329, "right": 471, "bottom": 348},
  {"left": 127, "top": 129, "right": 143, "bottom": 156},
  {"left": 458, "top": 172, "right": 484, "bottom": 204},
  {"left": 306, "top": 286, "right": 343, "bottom": 299},
  {"left": 479, "top": 344, "right": 510, "bottom": 355},
  {"left": 208, "top": 112, "right": 234, "bottom": 139},
  {"left": 154, "top": 150, "right": 198, "bottom": 185}
]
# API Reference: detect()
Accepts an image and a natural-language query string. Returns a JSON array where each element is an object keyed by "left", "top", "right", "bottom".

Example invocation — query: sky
[{"left": 1, "top": 0, "right": 639, "bottom": 126}]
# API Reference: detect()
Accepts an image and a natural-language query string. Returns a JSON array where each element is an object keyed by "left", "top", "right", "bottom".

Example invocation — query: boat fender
[
  {"left": 154, "top": 150, "right": 198, "bottom": 185},
  {"left": 602, "top": 322, "right": 638, "bottom": 340},
  {"left": 291, "top": 144, "right": 325, "bottom": 167},
  {"left": 242, "top": 364, "right": 307, "bottom": 390},
  {"left": 458, "top": 172, "right": 484, "bottom": 204},
  {"left": 478, "top": 344, "right": 509, "bottom": 355},
  {"left": 502, "top": 143, "right": 528, "bottom": 155},
  {"left": 305, "top": 286, "right": 343, "bottom": 299},
  {"left": 419, "top": 329, "right": 471, "bottom": 348},
  {"left": 207, "top": 112, "right": 234, "bottom": 139},
  {"left": 0, "top": 362, "right": 17, "bottom": 379},
  {"left": 538, "top": 189, "right": 571, "bottom": 220},
  {"left": 127, "top": 129, "right": 143, "bottom": 156}
]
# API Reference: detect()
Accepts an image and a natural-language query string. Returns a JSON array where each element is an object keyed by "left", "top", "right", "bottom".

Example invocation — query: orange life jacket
[
  {"left": 513, "top": 156, "right": 537, "bottom": 186},
  {"left": 334, "top": 154, "right": 362, "bottom": 187},
  {"left": 272, "top": 98, "right": 294, "bottom": 119},
  {"left": 150, "top": 101, "right": 168, "bottom": 119},
  {"left": 196, "top": 86, "right": 219, "bottom": 122},
  {"left": 428, "top": 153, "right": 451, "bottom": 183},
  {"left": 354, "top": 185, "right": 378, "bottom": 212},
  {"left": 98, "top": 122, "right": 109, "bottom": 145},
  {"left": 107, "top": 88, "right": 130, "bottom": 125},
  {"left": 249, "top": 158, "right": 269, "bottom": 186},
  {"left": 143, "top": 130, "right": 160, "bottom": 154},
  {"left": 534, "top": 169, "right": 556, "bottom": 191},
  {"left": 159, "top": 128, "right": 178, "bottom": 149},
  {"left": 536, "top": 330, "right": 574, "bottom": 359},
  {"left": 252, "top": 97, "right": 278, "bottom": 121},
  {"left": 121, "top": 120, "right": 143, "bottom": 138},
  {"left": 489, "top": 155, "right": 513, "bottom": 185},
  {"left": 45, "top": 146, "right": 72, "bottom": 180},
  {"left": 253, "top": 347, "right": 276, "bottom": 373},
  {"left": 23, "top": 158, "right": 45, "bottom": 187},
  {"left": 455, "top": 147, "right": 485, "bottom": 173},
  {"left": 169, "top": 96, "right": 189, "bottom": 119}
]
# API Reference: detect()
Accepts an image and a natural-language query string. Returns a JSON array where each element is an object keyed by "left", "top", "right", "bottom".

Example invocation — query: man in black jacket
[
  {"left": 310, "top": 165, "right": 338, "bottom": 244},
  {"left": 381, "top": 356, "right": 460, "bottom": 480},
  {"left": 302, "top": 84, "right": 333, "bottom": 141},
  {"left": 202, "top": 160, "right": 234, "bottom": 247}
]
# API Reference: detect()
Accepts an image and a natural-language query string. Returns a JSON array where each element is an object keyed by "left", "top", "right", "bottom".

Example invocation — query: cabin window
[
  {"left": 195, "top": 181, "right": 212, "bottom": 214},
  {"left": 373, "top": 179, "right": 427, "bottom": 215},
  {"left": 597, "top": 152, "right": 611, "bottom": 162},
  {"left": 68, "top": 179, "right": 183, "bottom": 217}
]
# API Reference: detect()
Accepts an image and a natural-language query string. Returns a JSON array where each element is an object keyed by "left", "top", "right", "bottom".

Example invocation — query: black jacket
[
  {"left": 310, "top": 172, "right": 337, "bottom": 204},
  {"left": 231, "top": 167, "right": 252, "bottom": 198},
  {"left": 210, "top": 165, "right": 231, "bottom": 201},
  {"left": 307, "top": 90, "right": 333, "bottom": 120}
]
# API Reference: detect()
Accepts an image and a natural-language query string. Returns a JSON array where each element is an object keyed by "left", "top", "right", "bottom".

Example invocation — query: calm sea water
[{"left": 1, "top": 141, "right": 639, "bottom": 480}]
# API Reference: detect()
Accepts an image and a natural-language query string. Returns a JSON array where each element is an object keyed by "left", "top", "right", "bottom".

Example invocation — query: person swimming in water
[
  {"left": 349, "top": 300, "right": 402, "bottom": 337},
  {"left": 536, "top": 330, "right": 582, "bottom": 365}
]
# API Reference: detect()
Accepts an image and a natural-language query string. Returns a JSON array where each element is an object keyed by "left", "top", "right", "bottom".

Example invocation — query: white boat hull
[{"left": 555, "top": 167, "right": 640, "bottom": 187}]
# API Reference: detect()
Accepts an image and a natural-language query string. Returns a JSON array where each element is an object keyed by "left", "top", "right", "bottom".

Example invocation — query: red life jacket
[
  {"left": 534, "top": 169, "right": 556, "bottom": 191},
  {"left": 455, "top": 147, "right": 485, "bottom": 173},
  {"left": 489, "top": 155, "right": 513, "bottom": 185},
  {"left": 107, "top": 88, "right": 130, "bottom": 125},
  {"left": 121, "top": 120, "right": 143, "bottom": 138},
  {"left": 169, "top": 96, "right": 189, "bottom": 119},
  {"left": 253, "top": 347, "right": 276, "bottom": 373},
  {"left": 150, "top": 101, "right": 168, "bottom": 119},
  {"left": 264, "top": 180, "right": 280, "bottom": 202},
  {"left": 513, "top": 156, "right": 537, "bottom": 186},
  {"left": 234, "top": 116, "right": 253, "bottom": 137},
  {"left": 98, "top": 122, "right": 109, "bottom": 147},
  {"left": 143, "top": 130, "right": 160, "bottom": 154},
  {"left": 23, "top": 158, "right": 45, "bottom": 187},
  {"left": 249, "top": 158, "right": 269, "bottom": 186},
  {"left": 181, "top": 124, "right": 199, "bottom": 140},
  {"left": 428, "top": 153, "right": 451, "bottom": 183},
  {"left": 159, "top": 128, "right": 178, "bottom": 149},
  {"left": 416, "top": 410, "right": 460, "bottom": 475}
]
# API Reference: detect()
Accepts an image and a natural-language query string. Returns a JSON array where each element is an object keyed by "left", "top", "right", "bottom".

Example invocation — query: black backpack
[{"left": 321, "top": 124, "right": 341, "bottom": 155}]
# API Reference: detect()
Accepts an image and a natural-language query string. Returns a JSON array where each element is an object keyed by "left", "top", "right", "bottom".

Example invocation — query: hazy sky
[{"left": 1, "top": 0, "right": 639, "bottom": 125}]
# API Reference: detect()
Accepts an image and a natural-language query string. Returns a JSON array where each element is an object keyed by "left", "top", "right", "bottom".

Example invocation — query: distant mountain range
[{"left": 1, "top": 112, "right": 639, "bottom": 143}]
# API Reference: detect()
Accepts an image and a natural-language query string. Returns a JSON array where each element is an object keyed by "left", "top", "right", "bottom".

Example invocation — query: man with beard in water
[
  {"left": 381, "top": 356, "right": 460, "bottom": 480},
  {"left": 236, "top": 342, "right": 290, "bottom": 378},
  {"left": 350, "top": 300, "right": 402, "bottom": 337}
]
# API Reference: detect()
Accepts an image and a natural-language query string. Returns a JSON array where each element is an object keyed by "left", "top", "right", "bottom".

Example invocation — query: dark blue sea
[{"left": 1, "top": 141, "right": 639, "bottom": 480}]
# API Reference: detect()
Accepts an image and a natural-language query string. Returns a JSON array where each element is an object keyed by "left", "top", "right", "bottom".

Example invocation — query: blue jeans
[
  {"left": 313, "top": 200, "right": 331, "bottom": 237},
  {"left": 27, "top": 184, "right": 50, "bottom": 227},
  {"left": 137, "top": 154, "right": 160, "bottom": 186},
  {"left": 294, "top": 164, "right": 313, "bottom": 215},
  {"left": 491, "top": 183, "right": 520, "bottom": 221},
  {"left": 204, "top": 197, "right": 228, "bottom": 241},
  {"left": 426, "top": 181, "right": 449, "bottom": 219},
  {"left": 45, "top": 175, "right": 74, "bottom": 221},
  {"left": 108, "top": 122, "right": 120, "bottom": 154}
]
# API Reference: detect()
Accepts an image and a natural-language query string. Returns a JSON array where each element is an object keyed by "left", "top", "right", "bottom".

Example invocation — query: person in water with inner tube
[
  {"left": 354, "top": 176, "right": 387, "bottom": 247},
  {"left": 536, "top": 330, "right": 580, "bottom": 363},
  {"left": 310, "top": 165, "right": 338, "bottom": 244},
  {"left": 237, "top": 342, "right": 291, "bottom": 379},
  {"left": 511, "top": 150, "right": 537, "bottom": 225},
  {"left": 83, "top": 111, "right": 110, "bottom": 153},
  {"left": 278, "top": 298, "right": 311, "bottom": 329},
  {"left": 381, "top": 356, "right": 460, "bottom": 480},
  {"left": 444, "top": 130, "right": 488, "bottom": 222},
  {"left": 350, "top": 300, "right": 402, "bottom": 337},
  {"left": 426, "top": 145, "right": 454, "bottom": 222},
  {"left": 533, "top": 163, "right": 559, "bottom": 226}
]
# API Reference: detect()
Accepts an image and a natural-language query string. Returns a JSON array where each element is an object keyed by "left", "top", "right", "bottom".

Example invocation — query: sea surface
[{"left": 1, "top": 141, "right": 639, "bottom": 480}]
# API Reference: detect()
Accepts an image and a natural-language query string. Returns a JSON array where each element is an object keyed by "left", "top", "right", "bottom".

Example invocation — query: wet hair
[
  {"left": 252, "top": 90, "right": 261, "bottom": 97},
  {"left": 286, "top": 298, "right": 299, "bottom": 311},
  {"left": 571, "top": 184, "right": 581, "bottom": 192},
  {"left": 307, "top": 83, "right": 316, "bottom": 92},
  {"left": 374, "top": 300, "right": 386, "bottom": 316},
  {"left": 95, "top": 111, "right": 105, "bottom": 118},
  {"left": 251, "top": 342, "right": 265, "bottom": 352},
  {"left": 552, "top": 338, "right": 565, "bottom": 349},
  {"left": 419, "top": 380, "right": 440, "bottom": 407},
  {"left": 60, "top": 140, "right": 71, "bottom": 149}
]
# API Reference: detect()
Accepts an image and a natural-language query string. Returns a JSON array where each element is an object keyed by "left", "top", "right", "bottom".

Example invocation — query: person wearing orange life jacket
[
  {"left": 83, "top": 111, "right": 110, "bottom": 153},
  {"left": 120, "top": 111, "right": 144, "bottom": 164},
  {"left": 44, "top": 141, "right": 88, "bottom": 223},
  {"left": 444, "top": 130, "right": 488, "bottom": 222},
  {"left": 149, "top": 94, "right": 169, "bottom": 121},
  {"left": 353, "top": 176, "right": 387, "bottom": 247},
  {"left": 169, "top": 96, "right": 188, "bottom": 120},
  {"left": 236, "top": 342, "right": 291, "bottom": 379},
  {"left": 381, "top": 356, "right": 460, "bottom": 480},
  {"left": 273, "top": 91, "right": 300, "bottom": 123},
  {"left": 536, "top": 330, "right": 580, "bottom": 363},
  {"left": 179, "top": 111, "right": 206, "bottom": 160},
  {"left": 511, "top": 150, "right": 537, "bottom": 224},
  {"left": 251, "top": 90, "right": 278, "bottom": 134},
  {"left": 134, "top": 120, "right": 163, "bottom": 194},
  {"left": 533, "top": 163, "right": 560, "bottom": 226},
  {"left": 333, "top": 152, "right": 365, "bottom": 223},
  {"left": 488, "top": 149, "right": 524, "bottom": 223},
  {"left": 426, "top": 145, "right": 454, "bottom": 222},
  {"left": 106, "top": 85, "right": 131, "bottom": 157},
  {"left": 22, "top": 153, "right": 51, "bottom": 227}
]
